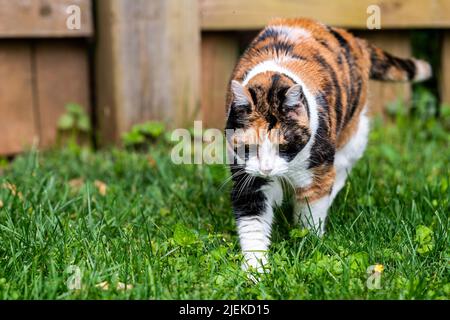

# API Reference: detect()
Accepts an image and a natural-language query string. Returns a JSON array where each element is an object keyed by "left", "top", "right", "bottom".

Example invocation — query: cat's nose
[{"left": 260, "top": 160, "right": 273, "bottom": 176}]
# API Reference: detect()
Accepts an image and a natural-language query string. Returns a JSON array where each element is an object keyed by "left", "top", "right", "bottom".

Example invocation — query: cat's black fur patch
[{"left": 231, "top": 172, "right": 270, "bottom": 218}]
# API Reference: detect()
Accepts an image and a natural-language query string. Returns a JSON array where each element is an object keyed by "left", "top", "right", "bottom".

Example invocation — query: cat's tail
[{"left": 363, "top": 41, "right": 432, "bottom": 82}]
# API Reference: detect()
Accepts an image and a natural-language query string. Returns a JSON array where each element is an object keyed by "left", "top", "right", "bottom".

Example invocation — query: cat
[{"left": 225, "top": 18, "right": 431, "bottom": 273}]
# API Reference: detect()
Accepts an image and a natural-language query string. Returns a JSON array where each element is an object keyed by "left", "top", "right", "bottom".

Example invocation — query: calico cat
[{"left": 225, "top": 18, "right": 431, "bottom": 272}]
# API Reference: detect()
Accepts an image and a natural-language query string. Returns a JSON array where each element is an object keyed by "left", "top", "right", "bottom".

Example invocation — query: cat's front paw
[{"left": 241, "top": 252, "right": 270, "bottom": 282}]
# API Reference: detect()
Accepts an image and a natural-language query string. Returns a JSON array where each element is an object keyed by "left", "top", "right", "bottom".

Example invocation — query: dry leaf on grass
[
  {"left": 3, "top": 182, "right": 16, "bottom": 193},
  {"left": 147, "top": 155, "right": 157, "bottom": 168},
  {"left": 0, "top": 199, "right": 3, "bottom": 208},
  {"left": 116, "top": 282, "right": 133, "bottom": 290},
  {"left": 95, "top": 281, "right": 110, "bottom": 290},
  {"left": 2, "top": 182, "right": 23, "bottom": 200},
  {"left": 68, "top": 179, "right": 107, "bottom": 196},
  {"left": 95, "top": 281, "right": 133, "bottom": 291},
  {"left": 94, "top": 180, "right": 107, "bottom": 196},
  {"left": 68, "top": 178, "right": 85, "bottom": 193}
]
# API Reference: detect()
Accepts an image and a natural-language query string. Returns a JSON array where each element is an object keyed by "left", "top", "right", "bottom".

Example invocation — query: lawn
[{"left": 0, "top": 113, "right": 449, "bottom": 300}]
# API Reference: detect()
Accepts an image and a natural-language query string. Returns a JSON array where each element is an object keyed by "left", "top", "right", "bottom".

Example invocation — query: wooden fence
[
  {"left": 1, "top": 0, "right": 450, "bottom": 154},
  {"left": 0, "top": 0, "right": 93, "bottom": 155}
]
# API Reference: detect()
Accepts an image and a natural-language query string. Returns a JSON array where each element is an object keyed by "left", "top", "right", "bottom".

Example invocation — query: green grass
[{"left": 0, "top": 115, "right": 449, "bottom": 300}]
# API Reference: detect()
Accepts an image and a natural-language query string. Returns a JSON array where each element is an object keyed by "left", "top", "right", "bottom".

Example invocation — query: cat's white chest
[{"left": 287, "top": 149, "right": 314, "bottom": 188}]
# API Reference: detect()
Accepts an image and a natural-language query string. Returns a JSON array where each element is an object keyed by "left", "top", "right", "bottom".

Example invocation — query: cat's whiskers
[
  {"left": 276, "top": 174, "right": 296, "bottom": 194},
  {"left": 219, "top": 167, "right": 246, "bottom": 191},
  {"left": 233, "top": 172, "right": 248, "bottom": 200},
  {"left": 239, "top": 174, "right": 253, "bottom": 199},
  {"left": 237, "top": 173, "right": 256, "bottom": 200}
]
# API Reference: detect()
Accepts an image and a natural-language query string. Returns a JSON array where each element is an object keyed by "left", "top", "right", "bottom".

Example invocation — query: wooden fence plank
[
  {"left": 200, "top": 0, "right": 450, "bottom": 30},
  {"left": 201, "top": 33, "right": 239, "bottom": 128},
  {"left": 357, "top": 31, "right": 412, "bottom": 116},
  {"left": 95, "top": 0, "right": 118, "bottom": 143},
  {"left": 0, "top": 0, "right": 93, "bottom": 38},
  {"left": 441, "top": 31, "right": 450, "bottom": 107},
  {"left": 35, "top": 40, "right": 90, "bottom": 147},
  {"left": 96, "top": 0, "right": 200, "bottom": 144},
  {"left": 0, "top": 42, "right": 37, "bottom": 155}
]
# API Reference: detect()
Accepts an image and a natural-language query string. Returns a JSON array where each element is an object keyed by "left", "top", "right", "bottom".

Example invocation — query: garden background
[{"left": 0, "top": 0, "right": 449, "bottom": 299}]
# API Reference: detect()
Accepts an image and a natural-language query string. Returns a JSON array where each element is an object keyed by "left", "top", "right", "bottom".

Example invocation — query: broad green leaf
[
  {"left": 65, "top": 103, "right": 84, "bottom": 115},
  {"left": 348, "top": 252, "right": 369, "bottom": 273},
  {"left": 173, "top": 223, "right": 197, "bottom": 247},
  {"left": 58, "top": 114, "right": 74, "bottom": 130},
  {"left": 138, "top": 121, "right": 166, "bottom": 138},
  {"left": 415, "top": 225, "right": 434, "bottom": 255},
  {"left": 78, "top": 114, "right": 91, "bottom": 132},
  {"left": 122, "top": 131, "right": 145, "bottom": 146},
  {"left": 290, "top": 228, "right": 309, "bottom": 239}
]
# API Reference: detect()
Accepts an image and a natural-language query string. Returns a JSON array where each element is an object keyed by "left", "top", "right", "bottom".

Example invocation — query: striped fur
[{"left": 225, "top": 18, "right": 432, "bottom": 273}]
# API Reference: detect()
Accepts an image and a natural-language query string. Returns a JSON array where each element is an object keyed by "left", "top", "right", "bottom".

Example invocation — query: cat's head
[{"left": 226, "top": 72, "right": 311, "bottom": 177}]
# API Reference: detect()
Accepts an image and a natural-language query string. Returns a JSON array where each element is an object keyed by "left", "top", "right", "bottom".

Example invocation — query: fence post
[
  {"left": 96, "top": 0, "right": 201, "bottom": 145},
  {"left": 441, "top": 31, "right": 450, "bottom": 107},
  {"left": 35, "top": 41, "right": 90, "bottom": 148},
  {"left": 0, "top": 43, "right": 37, "bottom": 155},
  {"left": 201, "top": 33, "right": 239, "bottom": 129}
]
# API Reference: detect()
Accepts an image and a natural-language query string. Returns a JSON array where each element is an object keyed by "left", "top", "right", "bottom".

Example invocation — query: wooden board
[
  {"left": 441, "top": 31, "right": 450, "bottom": 107},
  {"left": 0, "top": 42, "right": 37, "bottom": 155},
  {"left": 0, "top": 0, "right": 93, "bottom": 38},
  {"left": 200, "top": 0, "right": 450, "bottom": 30},
  {"left": 162, "top": 0, "right": 201, "bottom": 127},
  {"left": 357, "top": 31, "right": 412, "bottom": 116},
  {"left": 201, "top": 33, "right": 239, "bottom": 129},
  {"left": 95, "top": 0, "right": 119, "bottom": 143},
  {"left": 96, "top": 0, "right": 201, "bottom": 144},
  {"left": 35, "top": 40, "right": 90, "bottom": 147}
]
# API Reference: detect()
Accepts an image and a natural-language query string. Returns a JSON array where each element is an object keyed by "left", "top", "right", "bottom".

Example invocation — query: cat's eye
[
  {"left": 281, "top": 103, "right": 299, "bottom": 111},
  {"left": 232, "top": 103, "right": 251, "bottom": 114},
  {"left": 278, "top": 144, "right": 289, "bottom": 153}
]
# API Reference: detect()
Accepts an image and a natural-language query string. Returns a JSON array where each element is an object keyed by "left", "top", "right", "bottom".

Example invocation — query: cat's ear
[
  {"left": 284, "top": 84, "right": 304, "bottom": 107},
  {"left": 231, "top": 80, "right": 250, "bottom": 106}
]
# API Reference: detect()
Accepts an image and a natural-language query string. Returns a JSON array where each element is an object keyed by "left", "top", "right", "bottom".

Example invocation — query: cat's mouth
[{"left": 245, "top": 168, "right": 289, "bottom": 178}]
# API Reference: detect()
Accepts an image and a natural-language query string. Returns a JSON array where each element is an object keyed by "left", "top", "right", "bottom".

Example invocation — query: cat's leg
[
  {"left": 294, "top": 167, "right": 335, "bottom": 236},
  {"left": 295, "top": 195, "right": 331, "bottom": 237},
  {"left": 233, "top": 179, "right": 283, "bottom": 273},
  {"left": 331, "top": 107, "right": 370, "bottom": 202},
  {"left": 330, "top": 167, "right": 349, "bottom": 203}
]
